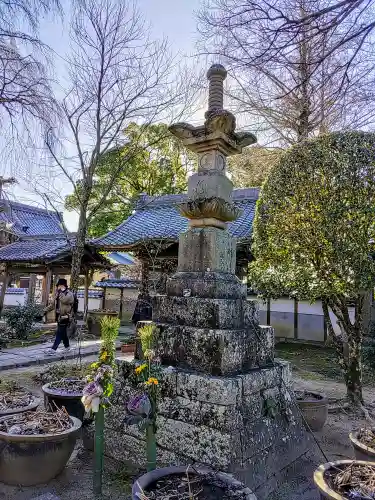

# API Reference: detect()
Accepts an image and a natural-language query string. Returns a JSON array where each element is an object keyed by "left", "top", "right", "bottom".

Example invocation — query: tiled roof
[
  {"left": 94, "top": 278, "right": 140, "bottom": 289},
  {"left": 0, "top": 236, "right": 73, "bottom": 262},
  {"left": 94, "top": 188, "right": 259, "bottom": 249},
  {"left": 107, "top": 252, "right": 135, "bottom": 265},
  {"left": 0, "top": 200, "right": 63, "bottom": 237}
]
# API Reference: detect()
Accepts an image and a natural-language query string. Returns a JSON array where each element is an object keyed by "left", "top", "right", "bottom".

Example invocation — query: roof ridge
[{"left": 0, "top": 199, "right": 62, "bottom": 216}]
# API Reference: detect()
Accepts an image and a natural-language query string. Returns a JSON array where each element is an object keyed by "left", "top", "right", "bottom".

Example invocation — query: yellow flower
[
  {"left": 99, "top": 351, "right": 108, "bottom": 362},
  {"left": 135, "top": 363, "right": 147, "bottom": 375},
  {"left": 145, "top": 377, "right": 159, "bottom": 386}
]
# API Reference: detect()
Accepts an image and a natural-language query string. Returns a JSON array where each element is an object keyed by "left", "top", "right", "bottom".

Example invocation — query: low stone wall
[{"left": 105, "top": 358, "right": 312, "bottom": 499}]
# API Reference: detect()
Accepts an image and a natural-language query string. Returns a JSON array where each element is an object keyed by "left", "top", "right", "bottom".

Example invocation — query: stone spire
[{"left": 169, "top": 64, "right": 257, "bottom": 231}]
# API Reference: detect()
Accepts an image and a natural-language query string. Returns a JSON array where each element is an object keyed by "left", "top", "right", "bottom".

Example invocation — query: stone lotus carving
[
  {"left": 204, "top": 109, "right": 236, "bottom": 136},
  {"left": 179, "top": 196, "right": 242, "bottom": 223}
]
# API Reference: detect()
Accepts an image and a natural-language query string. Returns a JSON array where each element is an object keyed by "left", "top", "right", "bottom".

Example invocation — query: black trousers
[{"left": 52, "top": 322, "right": 69, "bottom": 350}]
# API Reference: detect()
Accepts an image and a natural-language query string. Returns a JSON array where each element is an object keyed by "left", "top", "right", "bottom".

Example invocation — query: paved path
[{"left": 0, "top": 324, "right": 135, "bottom": 371}]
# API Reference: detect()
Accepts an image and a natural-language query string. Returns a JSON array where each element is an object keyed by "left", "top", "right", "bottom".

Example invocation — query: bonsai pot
[
  {"left": 121, "top": 342, "right": 135, "bottom": 354},
  {"left": 132, "top": 466, "right": 256, "bottom": 500},
  {"left": 0, "top": 415, "right": 81, "bottom": 486},
  {"left": 87, "top": 310, "right": 119, "bottom": 337},
  {"left": 0, "top": 395, "right": 40, "bottom": 417},
  {"left": 349, "top": 429, "right": 375, "bottom": 462},
  {"left": 42, "top": 380, "right": 85, "bottom": 422},
  {"left": 314, "top": 460, "right": 375, "bottom": 499},
  {"left": 296, "top": 390, "right": 328, "bottom": 431}
]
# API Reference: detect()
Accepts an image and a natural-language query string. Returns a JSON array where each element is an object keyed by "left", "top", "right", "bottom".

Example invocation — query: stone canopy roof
[
  {"left": 0, "top": 200, "right": 63, "bottom": 237},
  {"left": 94, "top": 187, "right": 260, "bottom": 250}
]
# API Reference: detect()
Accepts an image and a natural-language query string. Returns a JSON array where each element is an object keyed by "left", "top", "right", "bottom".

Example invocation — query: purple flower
[
  {"left": 83, "top": 381, "right": 102, "bottom": 397},
  {"left": 127, "top": 393, "right": 151, "bottom": 417}
]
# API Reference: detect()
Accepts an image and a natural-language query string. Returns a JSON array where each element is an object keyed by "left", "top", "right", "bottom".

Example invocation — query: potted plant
[
  {"left": 87, "top": 309, "right": 119, "bottom": 337},
  {"left": 132, "top": 466, "right": 256, "bottom": 500},
  {"left": 350, "top": 429, "right": 375, "bottom": 463},
  {"left": 42, "top": 377, "right": 86, "bottom": 421},
  {"left": 121, "top": 335, "right": 136, "bottom": 354},
  {"left": 295, "top": 390, "right": 328, "bottom": 431},
  {"left": 0, "top": 408, "right": 81, "bottom": 486},
  {"left": 0, "top": 380, "right": 40, "bottom": 416},
  {"left": 314, "top": 460, "right": 375, "bottom": 499}
]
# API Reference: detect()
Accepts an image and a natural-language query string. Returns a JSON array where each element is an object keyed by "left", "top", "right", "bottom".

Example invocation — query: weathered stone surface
[
  {"left": 240, "top": 366, "right": 281, "bottom": 395},
  {"left": 154, "top": 323, "right": 270, "bottom": 375},
  {"left": 177, "top": 227, "right": 236, "bottom": 274},
  {"left": 244, "top": 300, "right": 260, "bottom": 329},
  {"left": 156, "top": 418, "right": 241, "bottom": 469},
  {"left": 166, "top": 271, "right": 246, "bottom": 299},
  {"left": 188, "top": 171, "right": 234, "bottom": 202},
  {"left": 153, "top": 295, "right": 244, "bottom": 329},
  {"left": 176, "top": 370, "right": 241, "bottom": 405},
  {"left": 158, "top": 396, "right": 243, "bottom": 431}
]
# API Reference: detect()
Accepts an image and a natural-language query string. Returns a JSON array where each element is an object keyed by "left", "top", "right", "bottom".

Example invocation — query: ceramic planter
[
  {"left": 296, "top": 391, "right": 328, "bottom": 431},
  {"left": 0, "top": 415, "right": 81, "bottom": 486},
  {"left": 314, "top": 460, "right": 375, "bottom": 499},
  {"left": 42, "top": 382, "right": 85, "bottom": 422},
  {"left": 132, "top": 466, "right": 256, "bottom": 500},
  {"left": 349, "top": 430, "right": 375, "bottom": 462},
  {"left": 0, "top": 395, "right": 40, "bottom": 417},
  {"left": 121, "top": 343, "right": 135, "bottom": 354},
  {"left": 87, "top": 310, "right": 119, "bottom": 337}
]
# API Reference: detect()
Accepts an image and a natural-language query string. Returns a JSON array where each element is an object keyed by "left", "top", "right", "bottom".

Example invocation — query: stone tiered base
[{"left": 105, "top": 359, "right": 312, "bottom": 499}]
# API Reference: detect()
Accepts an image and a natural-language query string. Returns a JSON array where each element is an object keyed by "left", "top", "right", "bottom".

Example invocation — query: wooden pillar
[
  {"left": 102, "top": 288, "right": 107, "bottom": 309},
  {"left": 42, "top": 268, "right": 52, "bottom": 306},
  {"left": 119, "top": 287, "right": 124, "bottom": 319},
  {"left": 27, "top": 274, "right": 37, "bottom": 304},
  {"left": 294, "top": 298, "right": 299, "bottom": 340},
  {"left": 140, "top": 258, "right": 150, "bottom": 295},
  {"left": 0, "top": 266, "right": 9, "bottom": 315}
]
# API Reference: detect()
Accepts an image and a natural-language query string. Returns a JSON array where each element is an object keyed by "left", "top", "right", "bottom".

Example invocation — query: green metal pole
[
  {"left": 94, "top": 406, "right": 105, "bottom": 496},
  {"left": 146, "top": 423, "right": 157, "bottom": 472}
]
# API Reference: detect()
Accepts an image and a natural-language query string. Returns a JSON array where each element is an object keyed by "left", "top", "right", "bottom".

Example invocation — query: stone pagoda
[{"left": 106, "top": 65, "right": 312, "bottom": 499}]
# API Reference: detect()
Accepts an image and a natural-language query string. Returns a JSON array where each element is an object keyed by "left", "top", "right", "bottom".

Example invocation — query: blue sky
[{"left": 11, "top": 0, "right": 203, "bottom": 231}]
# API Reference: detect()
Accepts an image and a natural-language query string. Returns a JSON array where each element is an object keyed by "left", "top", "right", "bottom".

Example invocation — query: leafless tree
[
  {"left": 0, "top": 0, "right": 60, "bottom": 174},
  {"left": 199, "top": 0, "right": 375, "bottom": 145},
  {"left": 45, "top": 0, "right": 200, "bottom": 291}
]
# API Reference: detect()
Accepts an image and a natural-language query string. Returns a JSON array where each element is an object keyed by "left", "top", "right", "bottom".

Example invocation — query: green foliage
[
  {"left": 3, "top": 303, "right": 44, "bottom": 339},
  {"left": 228, "top": 145, "right": 283, "bottom": 188},
  {"left": 362, "top": 343, "right": 375, "bottom": 372},
  {"left": 65, "top": 123, "right": 194, "bottom": 237},
  {"left": 138, "top": 323, "right": 158, "bottom": 357},
  {"left": 250, "top": 131, "right": 375, "bottom": 301}
]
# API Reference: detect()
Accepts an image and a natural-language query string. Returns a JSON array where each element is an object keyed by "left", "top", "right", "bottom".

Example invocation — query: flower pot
[
  {"left": 121, "top": 343, "right": 135, "bottom": 354},
  {"left": 42, "top": 382, "right": 85, "bottom": 422},
  {"left": 132, "top": 466, "right": 256, "bottom": 500},
  {"left": 296, "top": 390, "right": 328, "bottom": 431},
  {"left": 0, "top": 415, "right": 81, "bottom": 486},
  {"left": 314, "top": 460, "right": 375, "bottom": 499},
  {"left": 0, "top": 395, "right": 40, "bottom": 417},
  {"left": 87, "top": 310, "right": 119, "bottom": 337},
  {"left": 349, "top": 429, "right": 375, "bottom": 462}
]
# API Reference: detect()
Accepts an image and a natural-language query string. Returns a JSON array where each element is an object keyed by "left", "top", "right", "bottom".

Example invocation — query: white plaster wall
[
  {"left": 4, "top": 292, "right": 26, "bottom": 306},
  {"left": 77, "top": 297, "right": 101, "bottom": 312}
]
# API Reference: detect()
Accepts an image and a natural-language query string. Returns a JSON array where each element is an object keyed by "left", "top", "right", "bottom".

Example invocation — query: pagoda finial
[{"left": 207, "top": 64, "right": 227, "bottom": 112}]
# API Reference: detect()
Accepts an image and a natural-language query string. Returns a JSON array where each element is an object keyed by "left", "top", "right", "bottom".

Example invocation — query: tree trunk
[
  {"left": 322, "top": 297, "right": 364, "bottom": 405},
  {"left": 345, "top": 330, "right": 363, "bottom": 404},
  {"left": 70, "top": 212, "right": 87, "bottom": 293}
]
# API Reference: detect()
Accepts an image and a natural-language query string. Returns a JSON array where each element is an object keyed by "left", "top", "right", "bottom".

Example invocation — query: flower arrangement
[
  {"left": 82, "top": 315, "right": 119, "bottom": 413},
  {"left": 125, "top": 322, "right": 161, "bottom": 470}
]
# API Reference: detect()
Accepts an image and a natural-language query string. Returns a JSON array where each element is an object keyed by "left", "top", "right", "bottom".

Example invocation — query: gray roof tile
[{"left": 0, "top": 200, "right": 63, "bottom": 236}]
